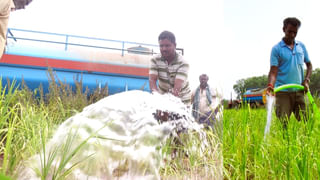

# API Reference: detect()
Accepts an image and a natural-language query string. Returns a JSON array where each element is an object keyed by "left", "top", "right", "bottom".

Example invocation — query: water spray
[{"left": 264, "top": 84, "right": 318, "bottom": 139}]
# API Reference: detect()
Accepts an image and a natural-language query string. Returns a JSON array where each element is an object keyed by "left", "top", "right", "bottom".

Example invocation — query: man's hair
[
  {"left": 283, "top": 17, "right": 301, "bottom": 28},
  {"left": 199, "top": 74, "right": 208, "bottom": 79},
  {"left": 158, "top": 31, "right": 176, "bottom": 45},
  {"left": 13, "top": 0, "right": 33, "bottom": 10}
]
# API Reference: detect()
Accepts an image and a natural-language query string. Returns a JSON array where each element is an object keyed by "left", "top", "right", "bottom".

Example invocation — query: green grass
[
  {"left": 224, "top": 101, "right": 320, "bottom": 179},
  {"left": 160, "top": 125, "right": 222, "bottom": 180},
  {"left": 0, "top": 73, "right": 108, "bottom": 179},
  {"left": 0, "top": 72, "right": 222, "bottom": 179}
]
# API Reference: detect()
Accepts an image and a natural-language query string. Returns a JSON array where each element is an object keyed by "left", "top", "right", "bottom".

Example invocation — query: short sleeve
[
  {"left": 270, "top": 46, "right": 279, "bottom": 67},
  {"left": 300, "top": 43, "right": 311, "bottom": 63},
  {"left": 175, "top": 59, "right": 189, "bottom": 81},
  {"left": 149, "top": 57, "right": 158, "bottom": 76}
]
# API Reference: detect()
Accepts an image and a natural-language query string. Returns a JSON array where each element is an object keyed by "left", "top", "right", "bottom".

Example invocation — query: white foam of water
[
  {"left": 17, "top": 90, "right": 209, "bottom": 180},
  {"left": 264, "top": 95, "right": 275, "bottom": 139}
]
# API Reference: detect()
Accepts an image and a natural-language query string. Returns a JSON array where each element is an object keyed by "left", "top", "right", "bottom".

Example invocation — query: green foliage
[
  {"left": 38, "top": 126, "right": 107, "bottom": 180},
  {"left": 310, "top": 68, "right": 320, "bottom": 96},
  {"left": 160, "top": 125, "right": 222, "bottom": 179},
  {"left": 44, "top": 68, "right": 109, "bottom": 123},
  {"left": 223, "top": 98, "right": 320, "bottom": 179},
  {"left": 0, "top": 71, "right": 222, "bottom": 179},
  {"left": 233, "top": 75, "right": 268, "bottom": 98},
  {"left": 0, "top": 173, "right": 11, "bottom": 180},
  {"left": 234, "top": 68, "right": 320, "bottom": 99},
  {"left": 0, "top": 71, "right": 108, "bottom": 178}
]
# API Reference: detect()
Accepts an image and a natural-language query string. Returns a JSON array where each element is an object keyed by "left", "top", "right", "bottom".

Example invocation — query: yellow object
[{"left": 262, "top": 88, "right": 267, "bottom": 104}]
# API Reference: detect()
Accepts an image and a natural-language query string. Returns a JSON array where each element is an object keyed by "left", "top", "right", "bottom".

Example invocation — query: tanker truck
[
  {"left": 242, "top": 87, "right": 267, "bottom": 108},
  {"left": 1, "top": 28, "right": 180, "bottom": 96}
]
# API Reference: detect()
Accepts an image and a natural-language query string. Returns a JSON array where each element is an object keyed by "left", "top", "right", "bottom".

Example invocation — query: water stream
[
  {"left": 264, "top": 95, "right": 275, "bottom": 139},
  {"left": 18, "top": 90, "right": 212, "bottom": 180}
]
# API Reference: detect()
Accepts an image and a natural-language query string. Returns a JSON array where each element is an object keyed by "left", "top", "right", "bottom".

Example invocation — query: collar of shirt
[
  {"left": 280, "top": 40, "right": 299, "bottom": 48},
  {"left": 161, "top": 52, "right": 178, "bottom": 64}
]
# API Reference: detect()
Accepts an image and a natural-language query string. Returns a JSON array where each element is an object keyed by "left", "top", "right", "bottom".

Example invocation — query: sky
[{"left": 7, "top": 0, "right": 320, "bottom": 99}]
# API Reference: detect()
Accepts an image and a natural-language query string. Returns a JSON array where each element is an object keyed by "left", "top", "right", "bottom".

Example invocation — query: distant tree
[
  {"left": 233, "top": 75, "right": 268, "bottom": 98},
  {"left": 310, "top": 68, "right": 320, "bottom": 96},
  {"left": 233, "top": 79, "right": 245, "bottom": 99},
  {"left": 245, "top": 75, "right": 268, "bottom": 90},
  {"left": 233, "top": 68, "right": 320, "bottom": 98}
]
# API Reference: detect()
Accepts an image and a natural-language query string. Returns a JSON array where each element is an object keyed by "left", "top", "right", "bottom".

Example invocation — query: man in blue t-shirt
[{"left": 266, "top": 17, "right": 313, "bottom": 128}]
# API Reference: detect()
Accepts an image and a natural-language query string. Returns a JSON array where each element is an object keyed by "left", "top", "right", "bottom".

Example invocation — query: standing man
[
  {"left": 149, "top": 30, "right": 191, "bottom": 105},
  {"left": 0, "top": 0, "right": 14, "bottom": 58},
  {"left": 191, "top": 74, "right": 220, "bottom": 128},
  {"left": 266, "top": 17, "right": 312, "bottom": 127}
]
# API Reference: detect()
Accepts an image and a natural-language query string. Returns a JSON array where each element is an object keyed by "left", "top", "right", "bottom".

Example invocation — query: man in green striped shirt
[{"left": 149, "top": 31, "right": 191, "bottom": 105}]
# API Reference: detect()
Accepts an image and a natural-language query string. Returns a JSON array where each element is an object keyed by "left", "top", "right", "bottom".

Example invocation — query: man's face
[
  {"left": 283, "top": 24, "right": 299, "bottom": 43},
  {"left": 159, "top": 39, "right": 176, "bottom": 59},
  {"left": 200, "top": 75, "right": 208, "bottom": 87}
]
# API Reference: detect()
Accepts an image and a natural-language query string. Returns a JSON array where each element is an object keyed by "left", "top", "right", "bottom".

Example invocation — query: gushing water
[
  {"left": 17, "top": 90, "right": 213, "bottom": 180},
  {"left": 264, "top": 95, "right": 275, "bottom": 139}
]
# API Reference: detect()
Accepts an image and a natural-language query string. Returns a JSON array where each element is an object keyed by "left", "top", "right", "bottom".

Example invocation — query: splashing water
[
  {"left": 17, "top": 90, "right": 210, "bottom": 180},
  {"left": 264, "top": 95, "right": 275, "bottom": 139}
]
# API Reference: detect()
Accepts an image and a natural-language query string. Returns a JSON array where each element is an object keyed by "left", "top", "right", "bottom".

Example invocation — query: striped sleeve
[
  {"left": 149, "top": 57, "right": 159, "bottom": 76},
  {"left": 175, "top": 60, "right": 189, "bottom": 81}
]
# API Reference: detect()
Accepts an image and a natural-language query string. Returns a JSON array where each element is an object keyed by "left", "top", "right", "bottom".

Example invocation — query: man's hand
[
  {"left": 149, "top": 74, "right": 159, "bottom": 93},
  {"left": 169, "top": 88, "right": 180, "bottom": 97},
  {"left": 267, "top": 66, "right": 278, "bottom": 96},
  {"left": 303, "top": 62, "right": 312, "bottom": 93},
  {"left": 302, "top": 78, "right": 310, "bottom": 93},
  {"left": 172, "top": 88, "right": 180, "bottom": 97},
  {"left": 172, "top": 78, "right": 184, "bottom": 97},
  {"left": 266, "top": 84, "right": 274, "bottom": 96},
  {"left": 151, "top": 89, "right": 160, "bottom": 94}
]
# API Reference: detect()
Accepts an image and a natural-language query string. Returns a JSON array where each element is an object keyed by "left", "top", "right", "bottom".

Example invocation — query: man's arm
[
  {"left": 173, "top": 57, "right": 189, "bottom": 97},
  {"left": 172, "top": 78, "right": 184, "bottom": 97},
  {"left": 266, "top": 66, "right": 278, "bottom": 96},
  {"left": 149, "top": 74, "right": 159, "bottom": 93},
  {"left": 211, "top": 88, "right": 217, "bottom": 99},
  {"left": 191, "top": 90, "right": 195, "bottom": 103},
  {"left": 302, "top": 62, "right": 312, "bottom": 91}
]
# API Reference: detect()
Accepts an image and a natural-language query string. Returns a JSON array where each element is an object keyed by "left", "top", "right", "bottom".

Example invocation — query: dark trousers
[
  {"left": 275, "top": 91, "right": 307, "bottom": 127},
  {"left": 199, "top": 110, "right": 216, "bottom": 128}
]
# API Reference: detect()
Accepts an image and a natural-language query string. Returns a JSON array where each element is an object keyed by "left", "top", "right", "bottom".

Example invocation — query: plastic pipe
[
  {"left": 274, "top": 83, "right": 304, "bottom": 92},
  {"left": 274, "top": 84, "right": 317, "bottom": 113}
]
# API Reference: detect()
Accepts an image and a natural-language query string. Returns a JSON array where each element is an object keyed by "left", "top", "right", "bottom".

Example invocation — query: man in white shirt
[{"left": 191, "top": 74, "right": 219, "bottom": 128}]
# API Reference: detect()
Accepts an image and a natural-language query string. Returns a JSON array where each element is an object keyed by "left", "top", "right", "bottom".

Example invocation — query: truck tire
[{"left": 250, "top": 102, "right": 257, "bottom": 109}]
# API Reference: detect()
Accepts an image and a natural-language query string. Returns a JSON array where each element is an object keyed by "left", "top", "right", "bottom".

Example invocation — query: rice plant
[
  {"left": 0, "top": 72, "right": 222, "bottom": 179},
  {"left": 223, "top": 99, "right": 320, "bottom": 179},
  {"left": 0, "top": 73, "right": 108, "bottom": 179}
]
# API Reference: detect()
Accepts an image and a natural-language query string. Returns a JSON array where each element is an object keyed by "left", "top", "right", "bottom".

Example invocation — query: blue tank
[
  {"left": 1, "top": 28, "right": 159, "bottom": 95},
  {"left": 242, "top": 88, "right": 267, "bottom": 105}
]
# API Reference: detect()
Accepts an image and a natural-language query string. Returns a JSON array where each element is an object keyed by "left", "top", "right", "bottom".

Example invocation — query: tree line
[{"left": 233, "top": 68, "right": 320, "bottom": 99}]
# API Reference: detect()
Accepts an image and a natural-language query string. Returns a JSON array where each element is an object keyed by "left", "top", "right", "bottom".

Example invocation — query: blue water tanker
[
  {"left": 242, "top": 88, "right": 267, "bottom": 108},
  {"left": 0, "top": 28, "right": 164, "bottom": 95}
]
